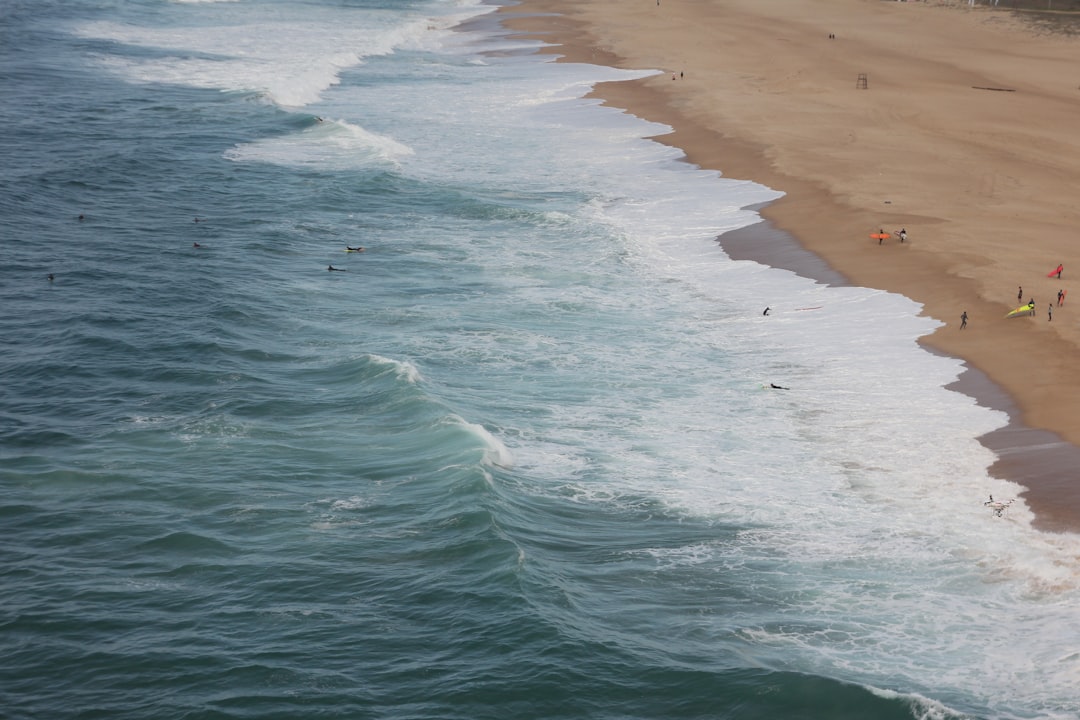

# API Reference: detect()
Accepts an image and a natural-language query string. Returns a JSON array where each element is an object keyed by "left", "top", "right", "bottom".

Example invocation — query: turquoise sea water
[{"left": 3, "top": 1, "right": 1080, "bottom": 718}]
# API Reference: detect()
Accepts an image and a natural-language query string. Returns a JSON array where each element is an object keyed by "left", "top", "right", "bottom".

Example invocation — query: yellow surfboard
[{"left": 1004, "top": 304, "right": 1034, "bottom": 319}]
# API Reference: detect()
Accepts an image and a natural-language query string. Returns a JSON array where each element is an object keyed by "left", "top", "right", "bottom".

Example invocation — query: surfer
[
  {"left": 899, "top": 228, "right": 906, "bottom": 243},
  {"left": 960, "top": 311, "right": 967, "bottom": 329},
  {"left": 1018, "top": 286, "right": 1023, "bottom": 303},
  {"left": 47, "top": 273, "right": 54, "bottom": 282},
  {"left": 1049, "top": 304, "right": 1053, "bottom": 322},
  {"left": 193, "top": 242, "right": 202, "bottom": 248},
  {"left": 763, "top": 307, "right": 770, "bottom": 316},
  {"left": 878, "top": 228, "right": 885, "bottom": 245},
  {"left": 78, "top": 214, "right": 85, "bottom": 221},
  {"left": 346, "top": 246, "right": 365, "bottom": 252},
  {"left": 328, "top": 265, "right": 347, "bottom": 272},
  {"left": 1058, "top": 289, "right": 1064, "bottom": 306},
  {"left": 769, "top": 383, "right": 789, "bottom": 390},
  {"left": 1055, "top": 264, "right": 1063, "bottom": 279}
]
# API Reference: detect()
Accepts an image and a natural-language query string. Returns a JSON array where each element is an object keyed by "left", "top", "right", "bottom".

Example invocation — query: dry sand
[{"left": 498, "top": 0, "right": 1080, "bottom": 531}]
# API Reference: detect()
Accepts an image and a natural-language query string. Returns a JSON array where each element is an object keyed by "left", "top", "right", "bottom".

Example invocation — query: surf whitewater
[{"left": 2, "top": 1, "right": 1079, "bottom": 718}]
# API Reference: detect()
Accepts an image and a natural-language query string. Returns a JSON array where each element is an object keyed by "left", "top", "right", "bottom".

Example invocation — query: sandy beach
[{"left": 499, "top": 0, "right": 1080, "bottom": 531}]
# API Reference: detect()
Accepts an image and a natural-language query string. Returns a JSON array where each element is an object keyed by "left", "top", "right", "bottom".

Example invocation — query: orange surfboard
[
  {"left": 1047, "top": 265, "right": 1063, "bottom": 277},
  {"left": 870, "top": 233, "right": 890, "bottom": 240}
]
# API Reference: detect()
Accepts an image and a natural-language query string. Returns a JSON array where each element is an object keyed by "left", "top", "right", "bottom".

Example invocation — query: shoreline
[
  {"left": 725, "top": 214, "right": 1080, "bottom": 534},
  {"left": 495, "top": 0, "right": 1080, "bottom": 532}
]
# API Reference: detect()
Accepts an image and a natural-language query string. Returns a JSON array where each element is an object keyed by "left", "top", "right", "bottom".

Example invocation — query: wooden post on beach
[{"left": 856, "top": 73, "right": 868, "bottom": 89}]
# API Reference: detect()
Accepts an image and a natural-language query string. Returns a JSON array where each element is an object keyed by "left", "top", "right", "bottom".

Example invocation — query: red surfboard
[{"left": 1047, "top": 264, "right": 1063, "bottom": 277}]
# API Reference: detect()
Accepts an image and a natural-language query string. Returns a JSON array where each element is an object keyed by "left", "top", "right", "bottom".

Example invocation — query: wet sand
[{"left": 498, "top": 0, "right": 1080, "bottom": 532}]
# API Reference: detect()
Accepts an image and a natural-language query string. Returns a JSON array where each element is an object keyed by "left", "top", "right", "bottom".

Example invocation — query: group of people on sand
[
  {"left": 868, "top": 221, "right": 1067, "bottom": 330},
  {"left": 875, "top": 227, "right": 906, "bottom": 245},
  {"left": 960, "top": 266, "right": 1066, "bottom": 329}
]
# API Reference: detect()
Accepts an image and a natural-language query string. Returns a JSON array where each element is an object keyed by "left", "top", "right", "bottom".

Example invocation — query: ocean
[{"left": 2, "top": 1, "right": 1079, "bottom": 718}]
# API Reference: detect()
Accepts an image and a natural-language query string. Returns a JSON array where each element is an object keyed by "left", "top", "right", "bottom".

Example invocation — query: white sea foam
[
  {"left": 329, "top": 495, "right": 371, "bottom": 511},
  {"left": 58, "top": 1, "right": 1080, "bottom": 714},
  {"left": 373, "top": 26, "right": 1080, "bottom": 716},
  {"left": 73, "top": 1, "right": 492, "bottom": 108},
  {"left": 451, "top": 416, "right": 514, "bottom": 469},
  {"left": 225, "top": 118, "right": 413, "bottom": 169},
  {"left": 365, "top": 354, "right": 423, "bottom": 385},
  {"left": 860, "top": 687, "right": 968, "bottom": 720}
]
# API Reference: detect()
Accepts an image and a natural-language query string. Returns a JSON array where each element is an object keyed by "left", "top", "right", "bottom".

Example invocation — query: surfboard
[
  {"left": 344, "top": 248, "right": 365, "bottom": 253},
  {"left": 1005, "top": 304, "right": 1034, "bottom": 319},
  {"left": 870, "top": 233, "right": 890, "bottom": 240},
  {"left": 1047, "top": 265, "right": 1063, "bottom": 277}
]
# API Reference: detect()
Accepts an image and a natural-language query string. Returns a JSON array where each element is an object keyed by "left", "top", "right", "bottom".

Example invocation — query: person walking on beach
[
  {"left": 1055, "top": 264, "right": 1063, "bottom": 279},
  {"left": 899, "top": 228, "right": 907, "bottom": 243},
  {"left": 960, "top": 311, "right": 968, "bottom": 329},
  {"left": 1058, "top": 289, "right": 1064, "bottom": 306},
  {"left": 879, "top": 228, "right": 886, "bottom": 245},
  {"left": 1029, "top": 298, "right": 1036, "bottom": 316},
  {"left": 1018, "top": 286, "right": 1023, "bottom": 303},
  {"left": 1049, "top": 304, "right": 1053, "bottom": 322}
]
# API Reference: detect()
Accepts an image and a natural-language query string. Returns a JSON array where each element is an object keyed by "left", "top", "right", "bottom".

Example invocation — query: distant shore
[{"left": 498, "top": 0, "right": 1080, "bottom": 532}]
